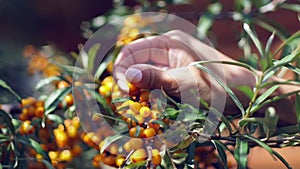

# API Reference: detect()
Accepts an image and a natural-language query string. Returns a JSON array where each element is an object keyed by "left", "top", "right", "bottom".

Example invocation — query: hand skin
[{"left": 114, "top": 30, "right": 299, "bottom": 126}]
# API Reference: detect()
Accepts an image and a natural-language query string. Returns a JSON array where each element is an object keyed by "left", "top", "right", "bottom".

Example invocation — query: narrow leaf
[
  {"left": 87, "top": 44, "right": 101, "bottom": 72},
  {"left": 243, "top": 23, "right": 264, "bottom": 58},
  {"left": 211, "top": 140, "right": 229, "bottom": 169},
  {"left": 35, "top": 76, "right": 63, "bottom": 90},
  {"left": 111, "top": 97, "right": 130, "bottom": 103},
  {"left": 234, "top": 138, "right": 248, "bottom": 169},
  {"left": 44, "top": 87, "right": 72, "bottom": 115},
  {"left": 236, "top": 85, "right": 254, "bottom": 99},
  {"left": 193, "top": 64, "right": 245, "bottom": 116},
  {"left": 0, "top": 109, "right": 15, "bottom": 134},
  {"left": 94, "top": 55, "right": 113, "bottom": 80},
  {"left": 0, "top": 79, "right": 21, "bottom": 103},
  {"left": 100, "top": 134, "right": 123, "bottom": 154}
]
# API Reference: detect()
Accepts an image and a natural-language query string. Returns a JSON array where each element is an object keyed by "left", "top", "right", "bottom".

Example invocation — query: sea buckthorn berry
[
  {"left": 130, "top": 148, "right": 147, "bottom": 163},
  {"left": 135, "top": 115, "right": 145, "bottom": 125},
  {"left": 151, "top": 110, "right": 160, "bottom": 119},
  {"left": 72, "top": 116, "right": 80, "bottom": 129},
  {"left": 102, "top": 156, "right": 116, "bottom": 166},
  {"left": 142, "top": 127, "right": 156, "bottom": 138},
  {"left": 109, "top": 144, "right": 118, "bottom": 155},
  {"left": 123, "top": 138, "right": 144, "bottom": 152},
  {"left": 35, "top": 153, "right": 43, "bottom": 162},
  {"left": 139, "top": 91, "right": 150, "bottom": 102},
  {"left": 99, "top": 85, "right": 111, "bottom": 97},
  {"left": 116, "top": 156, "right": 125, "bottom": 167},
  {"left": 64, "top": 94, "right": 73, "bottom": 106},
  {"left": 107, "top": 61, "right": 114, "bottom": 73},
  {"left": 130, "top": 102, "right": 142, "bottom": 113},
  {"left": 57, "top": 81, "right": 69, "bottom": 89},
  {"left": 129, "top": 126, "right": 144, "bottom": 138},
  {"left": 72, "top": 144, "right": 82, "bottom": 156},
  {"left": 126, "top": 117, "right": 138, "bottom": 127},
  {"left": 102, "top": 76, "right": 113, "bottom": 85},
  {"left": 54, "top": 129, "right": 68, "bottom": 148},
  {"left": 59, "top": 150, "right": 73, "bottom": 162},
  {"left": 148, "top": 119, "right": 160, "bottom": 131},
  {"left": 66, "top": 125, "right": 77, "bottom": 138},
  {"left": 34, "top": 106, "right": 44, "bottom": 117},
  {"left": 49, "top": 151, "right": 59, "bottom": 160},
  {"left": 140, "top": 106, "right": 151, "bottom": 117},
  {"left": 21, "top": 97, "right": 36, "bottom": 107},
  {"left": 151, "top": 149, "right": 162, "bottom": 165},
  {"left": 20, "top": 120, "right": 35, "bottom": 134}
]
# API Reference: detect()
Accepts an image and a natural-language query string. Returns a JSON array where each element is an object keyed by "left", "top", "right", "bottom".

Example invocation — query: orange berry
[
  {"left": 49, "top": 151, "right": 59, "bottom": 160},
  {"left": 107, "top": 61, "right": 114, "bottom": 73},
  {"left": 129, "top": 126, "right": 144, "bottom": 138},
  {"left": 109, "top": 144, "right": 118, "bottom": 155},
  {"left": 130, "top": 102, "right": 142, "bottom": 113},
  {"left": 123, "top": 138, "right": 144, "bottom": 152},
  {"left": 102, "top": 156, "right": 116, "bottom": 167},
  {"left": 139, "top": 91, "right": 150, "bottom": 102},
  {"left": 99, "top": 85, "right": 111, "bottom": 97},
  {"left": 53, "top": 129, "right": 68, "bottom": 148},
  {"left": 57, "top": 81, "right": 69, "bottom": 89},
  {"left": 58, "top": 150, "right": 73, "bottom": 162},
  {"left": 116, "top": 156, "right": 125, "bottom": 167},
  {"left": 20, "top": 120, "right": 35, "bottom": 135},
  {"left": 72, "top": 116, "right": 80, "bottom": 129},
  {"left": 35, "top": 153, "right": 43, "bottom": 162},
  {"left": 140, "top": 106, "right": 151, "bottom": 117},
  {"left": 148, "top": 119, "right": 160, "bottom": 131},
  {"left": 102, "top": 76, "right": 113, "bottom": 85},
  {"left": 34, "top": 106, "right": 44, "bottom": 117},
  {"left": 151, "top": 149, "right": 161, "bottom": 165},
  {"left": 142, "top": 128, "right": 156, "bottom": 138},
  {"left": 64, "top": 94, "right": 73, "bottom": 106},
  {"left": 72, "top": 144, "right": 82, "bottom": 156},
  {"left": 130, "top": 148, "right": 147, "bottom": 163},
  {"left": 21, "top": 97, "right": 36, "bottom": 107},
  {"left": 66, "top": 125, "right": 77, "bottom": 138}
]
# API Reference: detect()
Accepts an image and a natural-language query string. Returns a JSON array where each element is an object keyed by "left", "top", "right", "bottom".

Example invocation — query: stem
[{"left": 244, "top": 72, "right": 265, "bottom": 118}]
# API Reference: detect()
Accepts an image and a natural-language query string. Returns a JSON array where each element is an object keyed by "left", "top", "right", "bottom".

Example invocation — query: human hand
[{"left": 114, "top": 30, "right": 227, "bottom": 105}]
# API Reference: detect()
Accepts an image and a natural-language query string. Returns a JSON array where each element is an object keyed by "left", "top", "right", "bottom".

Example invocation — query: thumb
[{"left": 125, "top": 64, "right": 174, "bottom": 91}]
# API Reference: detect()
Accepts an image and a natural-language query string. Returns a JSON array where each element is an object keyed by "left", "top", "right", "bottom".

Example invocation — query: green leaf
[
  {"left": 242, "top": 135, "right": 291, "bottom": 168},
  {"left": 35, "top": 76, "right": 63, "bottom": 90},
  {"left": 238, "top": 117, "right": 264, "bottom": 128},
  {"left": 234, "top": 138, "right": 248, "bottom": 169},
  {"left": 164, "top": 108, "right": 179, "bottom": 120},
  {"left": 82, "top": 86, "right": 114, "bottom": 116},
  {"left": 94, "top": 55, "right": 113, "bottom": 80},
  {"left": 251, "top": 90, "right": 300, "bottom": 114},
  {"left": 296, "top": 94, "right": 300, "bottom": 123},
  {"left": 243, "top": 23, "right": 264, "bottom": 58},
  {"left": 263, "top": 107, "right": 278, "bottom": 139},
  {"left": 169, "top": 135, "right": 195, "bottom": 152},
  {"left": 150, "top": 119, "right": 168, "bottom": 129},
  {"left": 46, "top": 114, "right": 64, "bottom": 124},
  {"left": 111, "top": 97, "right": 130, "bottom": 103},
  {"left": 272, "top": 150, "right": 292, "bottom": 169},
  {"left": 87, "top": 44, "right": 101, "bottom": 72},
  {"left": 0, "top": 79, "right": 21, "bottom": 103},
  {"left": 280, "top": 3, "right": 300, "bottom": 12},
  {"left": 41, "top": 159, "right": 55, "bottom": 169},
  {"left": 44, "top": 87, "right": 72, "bottom": 115},
  {"left": 265, "top": 32, "right": 275, "bottom": 67},
  {"left": 193, "top": 64, "right": 245, "bottom": 116},
  {"left": 126, "top": 160, "right": 147, "bottom": 168},
  {"left": 236, "top": 85, "right": 254, "bottom": 99},
  {"left": 211, "top": 140, "right": 229, "bottom": 169},
  {"left": 0, "top": 109, "right": 15, "bottom": 134},
  {"left": 249, "top": 85, "right": 279, "bottom": 114},
  {"left": 100, "top": 134, "right": 123, "bottom": 154},
  {"left": 18, "top": 136, "right": 50, "bottom": 161}
]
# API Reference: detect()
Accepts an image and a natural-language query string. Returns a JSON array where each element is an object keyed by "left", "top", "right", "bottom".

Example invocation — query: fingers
[
  {"left": 124, "top": 64, "right": 174, "bottom": 91},
  {"left": 114, "top": 35, "right": 171, "bottom": 68}
]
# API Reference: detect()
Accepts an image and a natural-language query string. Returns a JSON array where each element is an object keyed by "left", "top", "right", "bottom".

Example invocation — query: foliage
[{"left": 1, "top": 1, "right": 300, "bottom": 169}]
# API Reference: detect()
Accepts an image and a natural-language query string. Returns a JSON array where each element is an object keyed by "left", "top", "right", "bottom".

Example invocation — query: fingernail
[
  {"left": 126, "top": 68, "right": 142, "bottom": 83},
  {"left": 117, "top": 80, "right": 129, "bottom": 93}
]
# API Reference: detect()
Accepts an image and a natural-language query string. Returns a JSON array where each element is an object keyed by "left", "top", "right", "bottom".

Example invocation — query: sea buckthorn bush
[{"left": 1, "top": 1, "right": 300, "bottom": 169}]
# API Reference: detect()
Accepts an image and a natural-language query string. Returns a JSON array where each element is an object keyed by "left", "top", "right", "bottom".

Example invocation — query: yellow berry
[
  {"left": 130, "top": 148, "right": 147, "bottom": 163},
  {"left": 151, "top": 149, "right": 162, "bottom": 165},
  {"left": 140, "top": 106, "right": 151, "bottom": 117},
  {"left": 142, "top": 128, "right": 156, "bottom": 138}
]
